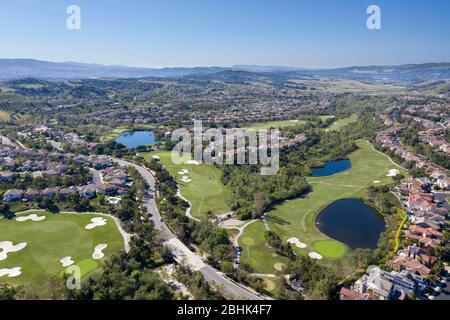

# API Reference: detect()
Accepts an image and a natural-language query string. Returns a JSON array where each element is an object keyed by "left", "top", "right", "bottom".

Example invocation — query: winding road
[{"left": 111, "top": 157, "right": 264, "bottom": 300}]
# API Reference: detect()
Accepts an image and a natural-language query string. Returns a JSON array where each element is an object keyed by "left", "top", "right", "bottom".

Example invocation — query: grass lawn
[
  {"left": 240, "top": 140, "right": 408, "bottom": 273},
  {"left": 0, "top": 211, "right": 124, "bottom": 297},
  {"left": 326, "top": 114, "right": 358, "bottom": 131},
  {"left": 102, "top": 126, "right": 129, "bottom": 141},
  {"left": 0, "top": 110, "right": 11, "bottom": 122},
  {"left": 141, "top": 151, "right": 231, "bottom": 219},
  {"left": 312, "top": 240, "right": 347, "bottom": 258},
  {"left": 245, "top": 119, "right": 306, "bottom": 130},
  {"left": 238, "top": 221, "right": 290, "bottom": 274}
]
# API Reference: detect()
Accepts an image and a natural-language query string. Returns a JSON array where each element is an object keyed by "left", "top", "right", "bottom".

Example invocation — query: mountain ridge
[{"left": 0, "top": 58, "right": 449, "bottom": 82}]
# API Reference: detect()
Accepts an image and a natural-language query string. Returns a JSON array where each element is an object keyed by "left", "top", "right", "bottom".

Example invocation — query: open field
[
  {"left": 239, "top": 140, "right": 408, "bottom": 273},
  {"left": 142, "top": 151, "right": 231, "bottom": 219},
  {"left": 245, "top": 119, "right": 306, "bottom": 130},
  {"left": 326, "top": 114, "right": 358, "bottom": 131},
  {"left": 0, "top": 110, "right": 11, "bottom": 122},
  {"left": 0, "top": 211, "right": 124, "bottom": 296}
]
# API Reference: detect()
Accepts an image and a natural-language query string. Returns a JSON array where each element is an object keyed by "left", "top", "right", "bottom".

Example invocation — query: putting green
[
  {"left": 312, "top": 240, "right": 347, "bottom": 258},
  {"left": 142, "top": 151, "right": 231, "bottom": 219},
  {"left": 0, "top": 211, "right": 124, "bottom": 297}
]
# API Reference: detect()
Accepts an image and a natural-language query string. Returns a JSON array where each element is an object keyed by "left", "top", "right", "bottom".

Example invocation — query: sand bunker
[
  {"left": 16, "top": 214, "right": 46, "bottom": 222},
  {"left": 387, "top": 169, "right": 400, "bottom": 177},
  {"left": 0, "top": 241, "right": 27, "bottom": 261},
  {"left": 186, "top": 160, "right": 200, "bottom": 165},
  {"left": 308, "top": 252, "right": 323, "bottom": 260},
  {"left": 273, "top": 263, "right": 286, "bottom": 272},
  {"left": 287, "top": 237, "right": 307, "bottom": 249},
  {"left": 177, "top": 169, "right": 189, "bottom": 175},
  {"left": 60, "top": 256, "right": 74, "bottom": 267},
  {"left": 92, "top": 244, "right": 108, "bottom": 260},
  {"left": 85, "top": 217, "right": 107, "bottom": 230},
  {"left": 0, "top": 267, "right": 22, "bottom": 278},
  {"left": 180, "top": 176, "right": 192, "bottom": 183}
]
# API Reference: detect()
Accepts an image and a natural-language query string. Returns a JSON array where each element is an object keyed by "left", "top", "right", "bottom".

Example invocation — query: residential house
[
  {"left": 3, "top": 189, "right": 24, "bottom": 202},
  {"left": 339, "top": 288, "right": 376, "bottom": 301},
  {"left": 42, "top": 187, "right": 60, "bottom": 199},
  {"left": 24, "top": 188, "right": 42, "bottom": 202},
  {"left": 389, "top": 256, "right": 431, "bottom": 278}
]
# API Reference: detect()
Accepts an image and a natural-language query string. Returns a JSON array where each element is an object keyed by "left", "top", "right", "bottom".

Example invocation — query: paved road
[{"left": 111, "top": 157, "right": 264, "bottom": 300}]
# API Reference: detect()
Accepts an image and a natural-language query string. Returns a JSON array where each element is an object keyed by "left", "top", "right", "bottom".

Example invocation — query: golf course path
[
  {"left": 233, "top": 220, "right": 258, "bottom": 247},
  {"left": 370, "top": 144, "right": 404, "bottom": 169},
  {"left": 176, "top": 189, "right": 200, "bottom": 222}
]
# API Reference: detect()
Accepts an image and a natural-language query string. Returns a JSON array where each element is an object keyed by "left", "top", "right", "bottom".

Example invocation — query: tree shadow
[{"left": 267, "top": 215, "right": 290, "bottom": 226}]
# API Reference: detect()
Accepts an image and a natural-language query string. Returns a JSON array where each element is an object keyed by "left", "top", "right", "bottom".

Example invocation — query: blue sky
[{"left": 0, "top": 0, "right": 449, "bottom": 68}]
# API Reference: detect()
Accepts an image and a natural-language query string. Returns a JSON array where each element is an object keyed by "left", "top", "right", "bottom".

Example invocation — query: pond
[
  {"left": 115, "top": 131, "right": 156, "bottom": 148},
  {"left": 311, "top": 159, "right": 352, "bottom": 177},
  {"left": 315, "top": 198, "right": 386, "bottom": 249}
]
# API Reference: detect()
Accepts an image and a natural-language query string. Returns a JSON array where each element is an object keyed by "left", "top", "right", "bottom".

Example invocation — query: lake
[
  {"left": 311, "top": 159, "right": 352, "bottom": 177},
  {"left": 115, "top": 131, "right": 156, "bottom": 148},
  {"left": 315, "top": 199, "right": 386, "bottom": 249}
]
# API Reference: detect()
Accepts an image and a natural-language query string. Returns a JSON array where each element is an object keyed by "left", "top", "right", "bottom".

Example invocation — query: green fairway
[
  {"left": 238, "top": 221, "right": 290, "bottom": 274},
  {"left": 312, "top": 240, "right": 347, "bottom": 258},
  {"left": 245, "top": 119, "right": 306, "bottom": 130},
  {"left": 142, "top": 151, "right": 231, "bottom": 219},
  {"left": 240, "top": 140, "right": 408, "bottom": 273},
  {"left": 326, "top": 114, "right": 358, "bottom": 131},
  {"left": 0, "top": 211, "right": 124, "bottom": 296}
]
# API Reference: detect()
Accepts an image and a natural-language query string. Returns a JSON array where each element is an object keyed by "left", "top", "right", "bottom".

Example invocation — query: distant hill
[
  {"left": 0, "top": 59, "right": 226, "bottom": 80},
  {"left": 0, "top": 59, "right": 449, "bottom": 82}
]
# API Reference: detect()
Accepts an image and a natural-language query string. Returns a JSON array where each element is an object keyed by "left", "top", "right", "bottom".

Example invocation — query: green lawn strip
[
  {"left": 0, "top": 211, "right": 123, "bottom": 296},
  {"left": 238, "top": 221, "right": 290, "bottom": 274},
  {"left": 391, "top": 209, "right": 408, "bottom": 256},
  {"left": 312, "top": 240, "right": 347, "bottom": 258},
  {"left": 240, "top": 140, "right": 409, "bottom": 273},
  {"left": 141, "top": 151, "right": 231, "bottom": 219}
]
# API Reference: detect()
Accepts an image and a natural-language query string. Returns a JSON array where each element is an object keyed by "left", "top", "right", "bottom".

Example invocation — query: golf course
[
  {"left": 142, "top": 151, "right": 232, "bottom": 219},
  {"left": 326, "top": 114, "right": 358, "bottom": 131},
  {"left": 245, "top": 119, "right": 307, "bottom": 130},
  {"left": 239, "top": 140, "right": 408, "bottom": 274},
  {"left": 0, "top": 211, "right": 124, "bottom": 296}
]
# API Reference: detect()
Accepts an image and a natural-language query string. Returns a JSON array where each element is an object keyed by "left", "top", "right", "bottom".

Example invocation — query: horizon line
[{"left": 1, "top": 57, "right": 449, "bottom": 71}]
